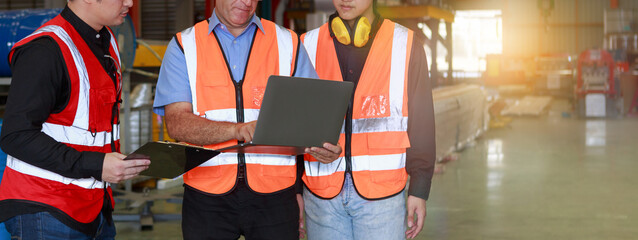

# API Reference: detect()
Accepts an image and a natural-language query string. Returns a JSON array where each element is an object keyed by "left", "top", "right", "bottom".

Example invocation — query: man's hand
[
  {"left": 234, "top": 121, "right": 257, "bottom": 142},
  {"left": 102, "top": 152, "right": 151, "bottom": 183},
  {"left": 405, "top": 195, "right": 426, "bottom": 239},
  {"left": 297, "top": 193, "right": 306, "bottom": 239},
  {"left": 305, "top": 143, "right": 342, "bottom": 164}
]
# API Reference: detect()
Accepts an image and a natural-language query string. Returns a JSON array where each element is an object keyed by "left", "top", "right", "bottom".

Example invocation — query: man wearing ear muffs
[{"left": 299, "top": 0, "right": 436, "bottom": 239}]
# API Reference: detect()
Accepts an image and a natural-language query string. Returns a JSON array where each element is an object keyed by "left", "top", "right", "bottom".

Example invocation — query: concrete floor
[{"left": 115, "top": 99, "right": 638, "bottom": 240}]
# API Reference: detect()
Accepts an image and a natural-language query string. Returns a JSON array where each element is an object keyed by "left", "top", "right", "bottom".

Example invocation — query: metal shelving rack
[{"left": 378, "top": 5, "right": 455, "bottom": 86}]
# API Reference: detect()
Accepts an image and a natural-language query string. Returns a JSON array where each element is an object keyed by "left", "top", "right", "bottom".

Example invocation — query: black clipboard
[{"left": 124, "top": 142, "right": 220, "bottom": 178}]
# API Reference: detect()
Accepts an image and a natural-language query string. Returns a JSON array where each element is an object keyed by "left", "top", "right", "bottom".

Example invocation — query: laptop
[{"left": 217, "top": 75, "right": 354, "bottom": 155}]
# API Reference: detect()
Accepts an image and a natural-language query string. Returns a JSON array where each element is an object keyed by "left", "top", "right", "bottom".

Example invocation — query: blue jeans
[
  {"left": 303, "top": 173, "right": 406, "bottom": 240},
  {"left": 4, "top": 212, "right": 115, "bottom": 240}
]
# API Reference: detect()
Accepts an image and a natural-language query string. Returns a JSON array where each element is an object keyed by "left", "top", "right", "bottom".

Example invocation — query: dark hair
[{"left": 372, "top": 0, "right": 379, "bottom": 16}]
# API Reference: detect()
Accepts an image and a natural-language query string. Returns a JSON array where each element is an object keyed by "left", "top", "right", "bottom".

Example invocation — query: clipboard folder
[{"left": 124, "top": 142, "right": 220, "bottom": 178}]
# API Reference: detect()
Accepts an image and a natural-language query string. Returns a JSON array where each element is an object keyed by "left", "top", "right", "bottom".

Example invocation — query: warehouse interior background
[{"left": 0, "top": 0, "right": 637, "bottom": 239}]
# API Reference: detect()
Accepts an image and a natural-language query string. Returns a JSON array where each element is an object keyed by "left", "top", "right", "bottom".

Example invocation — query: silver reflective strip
[
  {"left": 351, "top": 153, "right": 406, "bottom": 171},
  {"left": 198, "top": 153, "right": 237, "bottom": 167},
  {"left": 351, "top": 116, "right": 408, "bottom": 134},
  {"left": 389, "top": 24, "right": 408, "bottom": 118},
  {"left": 7, "top": 156, "right": 104, "bottom": 189},
  {"left": 203, "top": 109, "right": 260, "bottom": 123},
  {"left": 275, "top": 25, "right": 293, "bottom": 76},
  {"left": 107, "top": 30, "right": 121, "bottom": 63},
  {"left": 42, "top": 123, "right": 119, "bottom": 147},
  {"left": 245, "top": 154, "right": 296, "bottom": 166},
  {"left": 198, "top": 152, "right": 295, "bottom": 167},
  {"left": 243, "top": 109, "right": 260, "bottom": 122},
  {"left": 31, "top": 26, "right": 90, "bottom": 130},
  {"left": 302, "top": 28, "right": 320, "bottom": 68},
  {"left": 107, "top": 30, "right": 123, "bottom": 94},
  {"left": 180, "top": 27, "right": 200, "bottom": 115},
  {"left": 304, "top": 157, "right": 346, "bottom": 177}
]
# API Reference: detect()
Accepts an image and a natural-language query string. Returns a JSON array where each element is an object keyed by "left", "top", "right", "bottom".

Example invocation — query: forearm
[
  {"left": 0, "top": 130, "right": 105, "bottom": 180},
  {"left": 405, "top": 104, "right": 435, "bottom": 200},
  {"left": 164, "top": 103, "right": 238, "bottom": 145},
  {"left": 406, "top": 151, "right": 434, "bottom": 200}
]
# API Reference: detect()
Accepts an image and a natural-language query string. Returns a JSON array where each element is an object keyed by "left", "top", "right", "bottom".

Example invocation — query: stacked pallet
[
  {"left": 501, "top": 96, "right": 552, "bottom": 116},
  {"left": 432, "top": 84, "right": 488, "bottom": 161}
]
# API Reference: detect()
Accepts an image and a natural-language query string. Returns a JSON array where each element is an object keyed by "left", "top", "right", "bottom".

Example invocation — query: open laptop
[{"left": 217, "top": 75, "right": 354, "bottom": 155}]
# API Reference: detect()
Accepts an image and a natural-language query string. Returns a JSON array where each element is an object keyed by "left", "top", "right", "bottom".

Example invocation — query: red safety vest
[
  {"left": 301, "top": 19, "right": 413, "bottom": 199},
  {"left": 175, "top": 19, "right": 299, "bottom": 195},
  {"left": 0, "top": 15, "right": 120, "bottom": 224}
]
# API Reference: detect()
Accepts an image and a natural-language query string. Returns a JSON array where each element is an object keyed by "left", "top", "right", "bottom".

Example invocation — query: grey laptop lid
[{"left": 218, "top": 75, "right": 354, "bottom": 155}]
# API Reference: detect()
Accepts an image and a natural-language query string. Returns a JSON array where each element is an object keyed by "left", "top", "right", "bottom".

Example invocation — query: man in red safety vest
[{"left": 0, "top": 0, "right": 150, "bottom": 239}]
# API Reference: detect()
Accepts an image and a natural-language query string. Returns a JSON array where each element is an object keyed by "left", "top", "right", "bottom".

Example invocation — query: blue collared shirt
[{"left": 153, "top": 11, "right": 318, "bottom": 115}]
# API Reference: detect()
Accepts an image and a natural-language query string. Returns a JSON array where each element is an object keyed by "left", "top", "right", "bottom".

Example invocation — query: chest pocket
[
  {"left": 89, "top": 87, "right": 116, "bottom": 132},
  {"left": 200, "top": 70, "right": 234, "bottom": 109}
]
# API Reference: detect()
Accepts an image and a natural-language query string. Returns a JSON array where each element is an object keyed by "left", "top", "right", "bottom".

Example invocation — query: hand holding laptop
[
  {"left": 234, "top": 121, "right": 256, "bottom": 142},
  {"left": 305, "top": 142, "right": 342, "bottom": 164}
]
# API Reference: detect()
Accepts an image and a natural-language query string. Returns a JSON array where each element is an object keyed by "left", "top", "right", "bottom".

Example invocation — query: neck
[
  {"left": 68, "top": 3, "right": 103, "bottom": 31},
  {"left": 346, "top": 7, "right": 376, "bottom": 29}
]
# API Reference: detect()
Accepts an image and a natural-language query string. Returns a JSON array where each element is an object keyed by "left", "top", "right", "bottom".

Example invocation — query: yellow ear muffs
[
  {"left": 331, "top": 16, "right": 372, "bottom": 47},
  {"left": 331, "top": 17, "right": 351, "bottom": 45},
  {"left": 352, "top": 17, "right": 371, "bottom": 47}
]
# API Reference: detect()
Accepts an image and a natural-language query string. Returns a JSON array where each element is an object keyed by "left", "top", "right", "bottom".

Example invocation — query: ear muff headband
[{"left": 331, "top": 16, "right": 371, "bottom": 47}]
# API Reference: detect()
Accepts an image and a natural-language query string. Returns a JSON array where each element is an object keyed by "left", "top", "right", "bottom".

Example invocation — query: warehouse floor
[{"left": 115, "top": 99, "right": 638, "bottom": 240}]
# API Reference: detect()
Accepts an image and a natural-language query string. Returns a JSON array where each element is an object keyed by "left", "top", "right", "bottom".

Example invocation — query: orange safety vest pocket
[
  {"left": 366, "top": 132, "right": 410, "bottom": 155},
  {"left": 257, "top": 164, "right": 296, "bottom": 177},
  {"left": 364, "top": 133, "right": 409, "bottom": 186},
  {"left": 247, "top": 164, "right": 296, "bottom": 193},
  {"left": 200, "top": 70, "right": 233, "bottom": 111},
  {"left": 184, "top": 164, "right": 222, "bottom": 179},
  {"left": 89, "top": 87, "right": 116, "bottom": 132},
  {"left": 302, "top": 172, "right": 345, "bottom": 198},
  {"left": 369, "top": 168, "right": 407, "bottom": 185}
]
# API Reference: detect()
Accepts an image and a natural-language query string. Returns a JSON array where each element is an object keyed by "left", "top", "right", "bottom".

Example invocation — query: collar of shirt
[
  {"left": 61, "top": 5, "right": 117, "bottom": 84},
  {"left": 61, "top": 6, "right": 111, "bottom": 52},
  {"left": 207, "top": 10, "right": 264, "bottom": 37}
]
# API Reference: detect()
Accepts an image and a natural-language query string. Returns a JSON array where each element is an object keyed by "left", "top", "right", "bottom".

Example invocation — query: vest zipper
[
  {"left": 234, "top": 81, "right": 246, "bottom": 179},
  {"left": 345, "top": 101, "right": 353, "bottom": 173},
  {"left": 212, "top": 28, "right": 257, "bottom": 182}
]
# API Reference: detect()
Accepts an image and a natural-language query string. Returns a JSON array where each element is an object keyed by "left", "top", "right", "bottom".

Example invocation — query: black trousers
[{"left": 182, "top": 179, "right": 299, "bottom": 240}]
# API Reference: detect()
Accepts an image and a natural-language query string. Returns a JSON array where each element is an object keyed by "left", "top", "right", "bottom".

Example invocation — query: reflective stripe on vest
[
  {"left": 0, "top": 15, "right": 120, "bottom": 224},
  {"left": 32, "top": 25, "right": 91, "bottom": 129},
  {"left": 177, "top": 19, "right": 298, "bottom": 195},
  {"left": 301, "top": 20, "right": 413, "bottom": 199},
  {"left": 43, "top": 122, "right": 120, "bottom": 147},
  {"left": 6, "top": 157, "right": 104, "bottom": 189}
]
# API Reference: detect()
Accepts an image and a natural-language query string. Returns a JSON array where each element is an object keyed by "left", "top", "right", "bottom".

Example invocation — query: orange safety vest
[
  {"left": 301, "top": 19, "right": 413, "bottom": 199},
  {"left": 175, "top": 19, "right": 299, "bottom": 195},
  {"left": 0, "top": 15, "right": 120, "bottom": 224}
]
